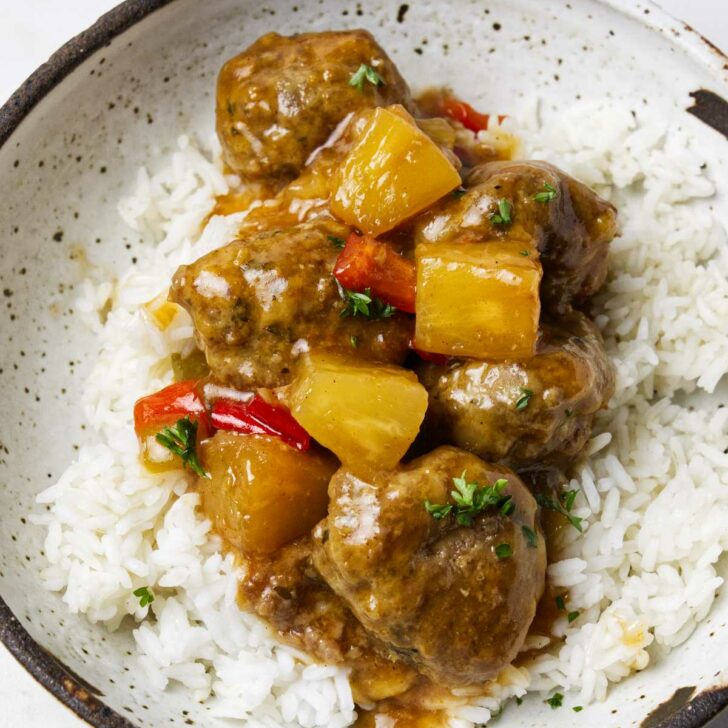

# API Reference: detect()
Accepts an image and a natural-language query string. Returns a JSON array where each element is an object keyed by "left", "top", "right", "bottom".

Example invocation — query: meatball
[
  {"left": 312, "top": 446, "right": 546, "bottom": 687},
  {"left": 217, "top": 30, "right": 411, "bottom": 181},
  {"left": 417, "top": 312, "right": 614, "bottom": 467},
  {"left": 413, "top": 160, "right": 618, "bottom": 310},
  {"left": 170, "top": 220, "right": 411, "bottom": 388}
]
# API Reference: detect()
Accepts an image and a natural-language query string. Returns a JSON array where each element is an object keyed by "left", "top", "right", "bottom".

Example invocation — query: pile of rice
[{"left": 30, "top": 99, "right": 728, "bottom": 726}]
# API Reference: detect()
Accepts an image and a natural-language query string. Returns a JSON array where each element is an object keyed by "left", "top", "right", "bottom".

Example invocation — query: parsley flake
[
  {"left": 495, "top": 543, "right": 512, "bottom": 559},
  {"left": 515, "top": 387, "right": 534, "bottom": 411},
  {"left": 520, "top": 249, "right": 530, "bottom": 256},
  {"left": 490, "top": 198, "right": 512, "bottom": 226},
  {"left": 328, "top": 235, "right": 346, "bottom": 249},
  {"left": 349, "top": 63, "right": 385, "bottom": 92},
  {"left": 573, "top": 706, "right": 583, "bottom": 712},
  {"left": 452, "top": 187, "right": 467, "bottom": 199},
  {"left": 133, "top": 586, "right": 155, "bottom": 608},
  {"left": 567, "top": 610, "right": 580, "bottom": 623},
  {"left": 555, "top": 594, "right": 566, "bottom": 611},
  {"left": 516, "top": 697, "right": 523, "bottom": 706},
  {"left": 546, "top": 692, "right": 564, "bottom": 709},
  {"left": 563, "top": 490, "right": 578, "bottom": 512},
  {"left": 339, "top": 286, "right": 397, "bottom": 320},
  {"left": 522, "top": 525, "right": 538, "bottom": 548},
  {"left": 533, "top": 182, "right": 559, "bottom": 203},
  {"left": 155, "top": 417, "right": 209, "bottom": 478},
  {"left": 350, "top": 334, "right": 359, "bottom": 348},
  {"left": 536, "top": 492, "right": 584, "bottom": 532},
  {"left": 424, "top": 471, "right": 512, "bottom": 527}
]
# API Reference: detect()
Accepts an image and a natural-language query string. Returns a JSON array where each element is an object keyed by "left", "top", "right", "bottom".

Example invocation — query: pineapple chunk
[
  {"left": 289, "top": 352, "right": 428, "bottom": 471},
  {"left": 143, "top": 290, "right": 182, "bottom": 330},
  {"left": 331, "top": 106, "right": 461, "bottom": 236},
  {"left": 414, "top": 241, "right": 542, "bottom": 359},
  {"left": 199, "top": 432, "right": 338, "bottom": 554}
]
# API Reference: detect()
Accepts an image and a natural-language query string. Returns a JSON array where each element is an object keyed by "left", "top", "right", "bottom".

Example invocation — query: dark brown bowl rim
[{"left": 0, "top": 1, "right": 727, "bottom": 727}]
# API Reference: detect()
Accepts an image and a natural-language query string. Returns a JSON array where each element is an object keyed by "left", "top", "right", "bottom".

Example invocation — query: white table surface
[{"left": 0, "top": 1, "right": 725, "bottom": 726}]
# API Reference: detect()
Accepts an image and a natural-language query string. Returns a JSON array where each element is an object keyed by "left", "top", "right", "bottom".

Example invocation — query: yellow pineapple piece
[
  {"left": 414, "top": 241, "right": 542, "bottom": 359},
  {"left": 331, "top": 106, "right": 461, "bottom": 236},
  {"left": 289, "top": 352, "right": 428, "bottom": 471},
  {"left": 143, "top": 290, "right": 182, "bottom": 331}
]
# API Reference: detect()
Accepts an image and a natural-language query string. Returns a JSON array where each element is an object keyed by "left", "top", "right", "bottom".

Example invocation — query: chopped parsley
[
  {"left": 515, "top": 697, "right": 523, "bottom": 706},
  {"left": 501, "top": 498, "right": 516, "bottom": 516},
  {"left": 533, "top": 182, "right": 559, "bottom": 203},
  {"left": 573, "top": 706, "right": 583, "bottom": 712},
  {"left": 495, "top": 543, "right": 512, "bottom": 559},
  {"left": 536, "top": 492, "right": 584, "bottom": 532},
  {"left": 520, "top": 249, "right": 531, "bottom": 256},
  {"left": 328, "top": 235, "right": 346, "bottom": 249},
  {"left": 350, "top": 335, "right": 359, "bottom": 348},
  {"left": 563, "top": 489, "right": 578, "bottom": 512},
  {"left": 515, "top": 387, "right": 534, "bottom": 411},
  {"left": 567, "top": 610, "right": 580, "bottom": 623},
  {"left": 489, "top": 198, "right": 512, "bottom": 226},
  {"left": 349, "top": 63, "right": 385, "bottom": 92},
  {"left": 155, "top": 417, "right": 209, "bottom": 478},
  {"left": 522, "top": 525, "right": 538, "bottom": 548},
  {"left": 452, "top": 187, "right": 467, "bottom": 198},
  {"left": 424, "top": 471, "right": 511, "bottom": 527},
  {"left": 339, "top": 286, "right": 397, "bottom": 320},
  {"left": 133, "top": 586, "right": 155, "bottom": 608},
  {"left": 546, "top": 692, "right": 564, "bottom": 709},
  {"left": 555, "top": 594, "right": 566, "bottom": 611}
]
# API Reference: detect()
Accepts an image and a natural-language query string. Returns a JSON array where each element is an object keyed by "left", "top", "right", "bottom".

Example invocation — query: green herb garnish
[
  {"left": 350, "top": 335, "right": 359, "bottom": 348},
  {"left": 536, "top": 492, "right": 584, "bottom": 532},
  {"left": 500, "top": 497, "right": 515, "bottom": 516},
  {"left": 490, "top": 198, "right": 512, "bottom": 225},
  {"left": 573, "top": 706, "right": 583, "bottom": 712},
  {"left": 424, "top": 471, "right": 511, "bottom": 527},
  {"left": 133, "top": 586, "right": 155, "bottom": 608},
  {"left": 339, "top": 286, "right": 396, "bottom": 320},
  {"left": 516, "top": 697, "right": 523, "bottom": 706},
  {"left": 495, "top": 543, "right": 512, "bottom": 559},
  {"left": 555, "top": 594, "right": 566, "bottom": 611},
  {"left": 546, "top": 693, "right": 564, "bottom": 709},
  {"left": 349, "top": 63, "right": 385, "bottom": 92},
  {"left": 520, "top": 249, "right": 531, "bottom": 256},
  {"left": 515, "top": 387, "right": 534, "bottom": 411},
  {"left": 522, "top": 525, "right": 538, "bottom": 548},
  {"left": 155, "top": 416, "right": 209, "bottom": 478},
  {"left": 452, "top": 187, "right": 467, "bottom": 198},
  {"left": 533, "top": 182, "right": 559, "bottom": 203},
  {"left": 567, "top": 610, "right": 580, "bottom": 623},
  {"left": 563, "top": 490, "right": 578, "bottom": 512},
  {"left": 329, "top": 235, "right": 346, "bottom": 249}
]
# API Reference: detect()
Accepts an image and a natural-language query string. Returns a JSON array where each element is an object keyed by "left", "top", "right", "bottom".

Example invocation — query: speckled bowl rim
[{"left": 0, "top": 1, "right": 727, "bottom": 727}]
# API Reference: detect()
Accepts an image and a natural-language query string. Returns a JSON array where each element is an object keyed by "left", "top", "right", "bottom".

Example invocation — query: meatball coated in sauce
[
  {"left": 217, "top": 30, "right": 411, "bottom": 181},
  {"left": 413, "top": 160, "right": 618, "bottom": 311},
  {"left": 417, "top": 312, "right": 614, "bottom": 468},
  {"left": 312, "top": 446, "right": 546, "bottom": 687},
  {"left": 170, "top": 219, "right": 411, "bottom": 388}
]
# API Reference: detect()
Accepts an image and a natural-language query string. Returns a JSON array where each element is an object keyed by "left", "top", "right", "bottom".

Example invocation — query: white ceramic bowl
[{"left": 1, "top": 1, "right": 726, "bottom": 726}]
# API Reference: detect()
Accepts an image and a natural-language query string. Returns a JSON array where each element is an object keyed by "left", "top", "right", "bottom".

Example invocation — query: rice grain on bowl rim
[{"left": 30, "top": 97, "right": 728, "bottom": 726}]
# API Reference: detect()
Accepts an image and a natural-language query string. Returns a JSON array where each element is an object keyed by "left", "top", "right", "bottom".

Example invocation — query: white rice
[{"left": 31, "top": 98, "right": 728, "bottom": 725}]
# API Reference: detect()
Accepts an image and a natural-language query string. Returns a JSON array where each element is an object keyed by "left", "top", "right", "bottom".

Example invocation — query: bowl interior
[{"left": 0, "top": 0, "right": 726, "bottom": 726}]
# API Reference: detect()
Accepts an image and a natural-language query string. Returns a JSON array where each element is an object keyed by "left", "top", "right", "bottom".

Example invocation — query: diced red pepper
[
  {"left": 134, "top": 379, "right": 209, "bottom": 438},
  {"left": 408, "top": 338, "right": 451, "bottom": 365},
  {"left": 441, "top": 97, "right": 491, "bottom": 133},
  {"left": 333, "top": 233, "right": 416, "bottom": 313},
  {"left": 211, "top": 395, "right": 311, "bottom": 452}
]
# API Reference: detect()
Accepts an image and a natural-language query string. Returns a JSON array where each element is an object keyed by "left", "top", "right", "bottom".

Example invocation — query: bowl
[{"left": 1, "top": 0, "right": 727, "bottom": 726}]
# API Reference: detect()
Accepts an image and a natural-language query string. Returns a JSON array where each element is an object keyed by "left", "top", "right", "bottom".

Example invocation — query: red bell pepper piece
[
  {"left": 333, "top": 233, "right": 416, "bottom": 314},
  {"left": 211, "top": 395, "right": 311, "bottom": 452},
  {"left": 441, "top": 97, "right": 491, "bottom": 133},
  {"left": 134, "top": 379, "right": 209, "bottom": 437},
  {"left": 408, "top": 338, "right": 450, "bottom": 365}
]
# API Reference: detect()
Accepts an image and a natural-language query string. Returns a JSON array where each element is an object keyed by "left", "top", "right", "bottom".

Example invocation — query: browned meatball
[
  {"left": 416, "top": 312, "right": 614, "bottom": 467},
  {"left": 170, "top": 220, "right": 411, "bottom": 388},
  {"left": 312, "top": 446, "right": 546, "bottom": 687},
  {"left": 217, "top": 30, "right": 411, "bottom": 181},
  {"left": 413, "top": 160, "right": 618, "bottom": 310}
]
